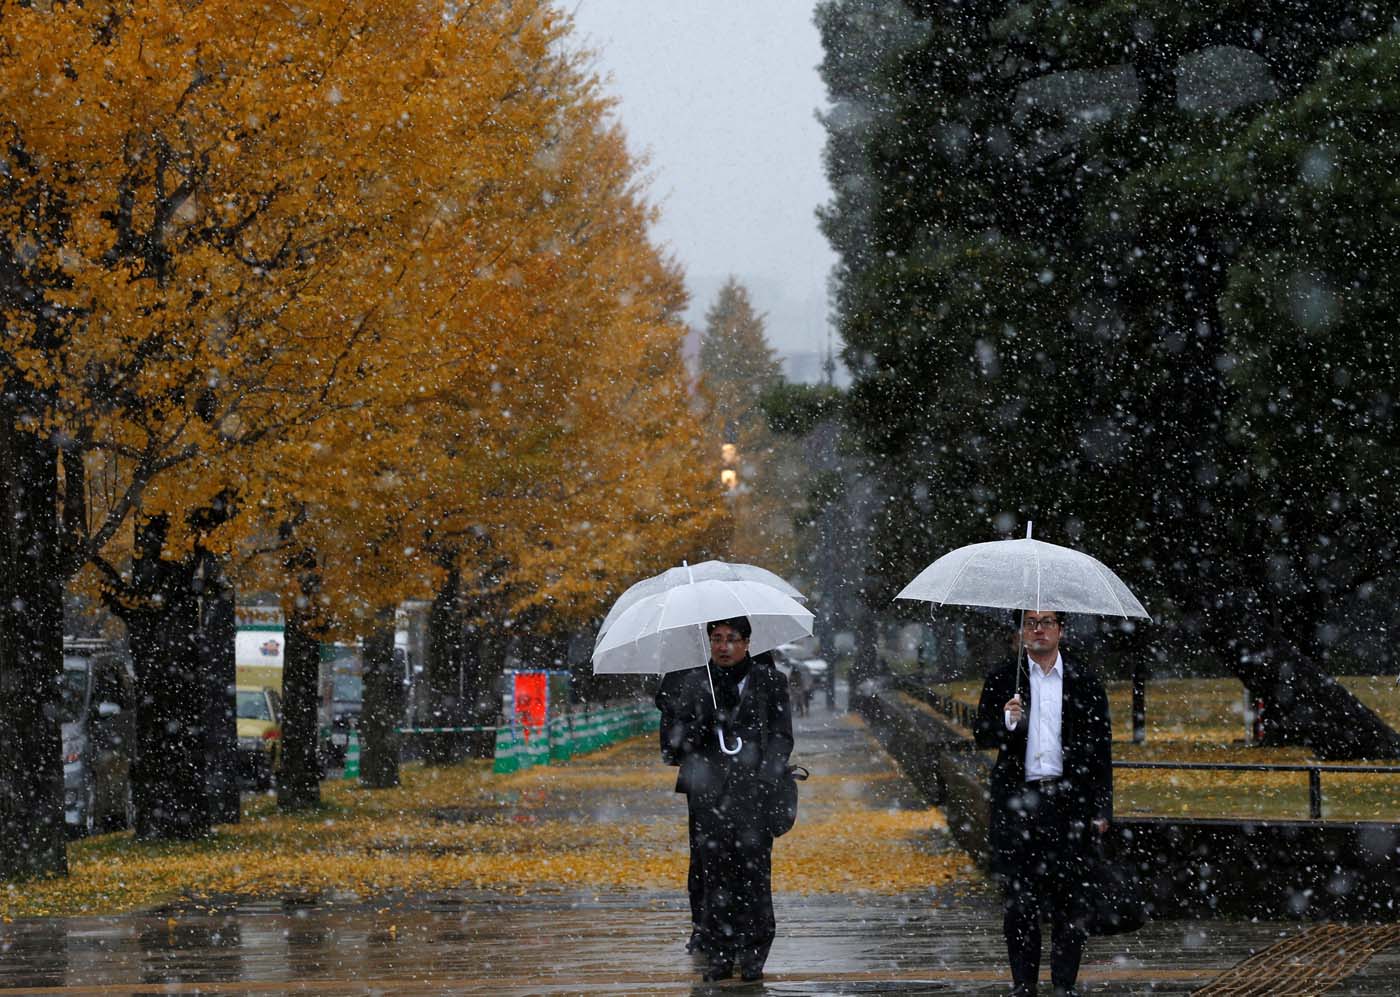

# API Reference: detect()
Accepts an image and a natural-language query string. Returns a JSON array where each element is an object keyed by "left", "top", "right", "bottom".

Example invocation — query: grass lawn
[
  {"left": 1341, "top": 673, "right": 1400, "bottom": 730},
  {"left": 925, "top": 676, "right": 1400, "bottom": 822}
]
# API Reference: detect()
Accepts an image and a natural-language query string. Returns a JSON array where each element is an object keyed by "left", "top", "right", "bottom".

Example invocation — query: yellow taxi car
[{"left": 235, "top": 685, "right": 282, "bottom": 790}]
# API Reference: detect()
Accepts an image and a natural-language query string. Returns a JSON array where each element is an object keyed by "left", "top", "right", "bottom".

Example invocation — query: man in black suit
[
  {"left": 974, "top": 611, "right": 1112, "bottom": 997},
  {"left": 669, "top": 620, "right": 793, "bottom": 983}
]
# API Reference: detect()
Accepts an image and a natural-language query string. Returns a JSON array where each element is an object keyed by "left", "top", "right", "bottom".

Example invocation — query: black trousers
[
  {"left": 693, "top": 792, "right": 775, "bottom": 972},
  {"left": 686, "top": 795, "right": 703, "bottom": 929},
  {"left": 998, "top": 783, "right": 1089, "bottom": 992}
]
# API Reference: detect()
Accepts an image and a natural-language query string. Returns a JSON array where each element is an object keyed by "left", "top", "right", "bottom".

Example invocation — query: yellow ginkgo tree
[
  {"left": 1, "top": 0, "right": 591, "bottom": 857},
  {"left": 251, "top": 31, "right": 728, "bottom": 783}
]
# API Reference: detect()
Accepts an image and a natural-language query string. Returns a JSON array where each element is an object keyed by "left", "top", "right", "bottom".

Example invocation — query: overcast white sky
[{"left": 567, "top": 2, "right": 838, "bottom": 370}]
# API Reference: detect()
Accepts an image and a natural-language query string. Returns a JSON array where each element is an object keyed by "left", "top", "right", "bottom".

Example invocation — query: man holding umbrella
[
  {"left": 668, "top": 617, "right": 793, "bottom": 983},
  {"left": 591, "top": 570, "right": 811, "bottom": 982},
  {"left": 975, "top": 611, "right": 1112, "bottom": 997}
]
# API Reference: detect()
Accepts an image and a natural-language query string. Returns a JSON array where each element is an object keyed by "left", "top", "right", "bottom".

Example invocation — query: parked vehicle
[
  {"left": 235, "top": 686, "right": 282, "bottom": 790},
  {"left": 234, "top": 605, "right": 424, "bottom": 772},
  {"left": 60, "top": 639, "right": 136, "bottom": 836}
]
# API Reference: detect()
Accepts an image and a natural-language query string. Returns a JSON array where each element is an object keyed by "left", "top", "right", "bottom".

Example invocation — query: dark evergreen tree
[
  {"left": 816, "top": 0, "right": 1400, "bottom": 756},
  {"left": 699, "top": 277, "right": 784, "bottom": 440},
  {"left": 1151, "top": 36, "right": 1400, "bottom": 752}
]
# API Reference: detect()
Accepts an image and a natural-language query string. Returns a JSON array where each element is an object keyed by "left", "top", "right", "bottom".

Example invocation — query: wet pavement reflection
[{"left": 3, "top": 695, "right": 1398, "bottom": 994}]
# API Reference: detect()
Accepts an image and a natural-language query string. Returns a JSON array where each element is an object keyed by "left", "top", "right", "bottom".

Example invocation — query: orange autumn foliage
[{"left": 0, "top": 1, "right": 724, "bottom": 620}]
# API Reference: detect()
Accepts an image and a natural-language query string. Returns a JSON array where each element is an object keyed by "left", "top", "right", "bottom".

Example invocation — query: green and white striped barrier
[
  {"left": 549, "top": 716, "right": 573, "bottom": 763},
  {"left": 523, "top": 725, "right": 550, "bottom": 768},
  {"left": 492, "top": 724, "right": 521, "bottom": 774},
  {"left": 483, "top": 703, "right": 659, "bottom": 775},
  {"left": 403, "top": 705, "right": 659, "bottom": 775},
  {"left": 343, "top": 731, "right": 360, "bottom": 780}
]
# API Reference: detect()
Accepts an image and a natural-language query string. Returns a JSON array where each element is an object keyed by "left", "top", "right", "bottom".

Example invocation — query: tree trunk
[
  {"left": 463, "top": 611, "right": 507, "bottom": 757},
  {"left": 848, "top": 606, "right": 880, "bottom": 698},
  {"left": 122, "top": 517, "right": 211, "bottom": 840},
  {"left": 277, "top": 585, "right": 323, "bottom": 812},
  {"left": 1131, "top": 660, "right": 1148, "bottom": 745},
  {"left": 424, "top": 560, "right": 468, "bottom": 765},
  {"left": 0, "top": 408, "right": 67, "bottom": 878},
  {"left": 197, "top": 550, "right": 240, "bottom": 824},
  {"left": 359, "top": 612, "right": 402, "bottom": 789},
  {"left": 1236, "top": 645, "right": 1400, "bottom": 760}
]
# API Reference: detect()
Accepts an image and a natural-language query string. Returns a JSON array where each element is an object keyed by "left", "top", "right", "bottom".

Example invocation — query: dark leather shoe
[
  {"left": 702, "top": 960, "right": 733, "bottom": 982},
  {"left": 1011, "top": 986, "right": 1037, "bottom": 997}
]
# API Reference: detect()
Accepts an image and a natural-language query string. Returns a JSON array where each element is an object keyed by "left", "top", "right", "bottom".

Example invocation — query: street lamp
[{"left": 720, "top": 442, "right": 739, "bottom": 493}]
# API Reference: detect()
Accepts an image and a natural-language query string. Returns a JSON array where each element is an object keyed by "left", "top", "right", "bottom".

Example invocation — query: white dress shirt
[{"left": 1005, "top": 653, "right": 1064, "bottom": 780}]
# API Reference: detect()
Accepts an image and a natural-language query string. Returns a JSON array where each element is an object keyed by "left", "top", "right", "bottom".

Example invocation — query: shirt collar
[{"left": 1027, "top": 652, "right": 1063, "bottom": 679}]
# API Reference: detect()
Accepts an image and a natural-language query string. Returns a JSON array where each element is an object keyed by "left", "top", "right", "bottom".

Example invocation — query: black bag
[
  {"left": 1082, "top": 839, "right": 1149, "bottom": 936},
  {"left": 767, "top": 764, "right": 809, "bottom": 837}
]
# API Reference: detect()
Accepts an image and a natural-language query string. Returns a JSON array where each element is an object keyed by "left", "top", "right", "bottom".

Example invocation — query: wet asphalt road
[{"left": 3, "top": 693, "right": 1398, "bottom": 995}]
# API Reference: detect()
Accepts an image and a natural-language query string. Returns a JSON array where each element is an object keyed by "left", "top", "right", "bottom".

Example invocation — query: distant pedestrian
[
  {"left": 974, "top": 612, "right": 1112, "bottom": 997},
  {"left": 788, "top": 661, "right": 808, "bottom": 716},
  {"left": 668, "top": 620, "right": 793, "bottom": 983}
]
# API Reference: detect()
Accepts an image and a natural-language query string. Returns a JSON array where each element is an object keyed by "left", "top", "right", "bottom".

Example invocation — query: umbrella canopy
[
  {"left": 896, "top": 536, "right": 1150, "bottom": 619},
  {"left": 594, "top": 560, "right": 805, "bottom": 648},
  {"left": 592, "top": 578, "right": 814, "bottom": 675}
]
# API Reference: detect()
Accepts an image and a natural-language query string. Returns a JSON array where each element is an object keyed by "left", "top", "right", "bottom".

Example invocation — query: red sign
[{"left": 512, "top": 672, "right": 548, "bottom": 733}]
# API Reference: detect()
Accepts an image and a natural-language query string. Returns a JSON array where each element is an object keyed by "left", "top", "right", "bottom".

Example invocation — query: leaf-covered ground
[{"left": 4, "top": 716, "right": 975, "bottom": 920}]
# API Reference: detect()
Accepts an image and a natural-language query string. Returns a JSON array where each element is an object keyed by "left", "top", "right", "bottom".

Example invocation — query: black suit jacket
[
  {"left": 668, "top": 657, "right": 793, "bottom": 804},
  {"left": 974, "top": 653, "right": 1113, "bottom": 861},
  {"left": 657, "top": 665, "right": 706, "bottom": 766}
]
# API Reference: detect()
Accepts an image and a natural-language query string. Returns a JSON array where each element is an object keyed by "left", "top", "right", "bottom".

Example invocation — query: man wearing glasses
[
  {"left": 663, "top": 617, "right": 793, "bottom": 983},
  {"left": 974, "top": 611, "right": 1113, "bottom": 997}
]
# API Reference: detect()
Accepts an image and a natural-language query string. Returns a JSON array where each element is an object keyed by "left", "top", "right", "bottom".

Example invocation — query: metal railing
[
  {"left": 895, "top": 677, "right": 977, "bottom": 728},
  {"left": 1113, "top": 759, "right": 1398, "bottom": 820},
  {"left": 892, "top": 677, "right": 1399, "bottom": 821}
]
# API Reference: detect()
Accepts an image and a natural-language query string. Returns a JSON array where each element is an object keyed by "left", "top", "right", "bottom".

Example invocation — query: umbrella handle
[{"left": 717, "top": 727, "right": 743, "bottom": 755}]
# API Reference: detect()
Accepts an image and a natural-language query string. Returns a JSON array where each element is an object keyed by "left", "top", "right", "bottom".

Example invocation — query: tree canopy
[
  {"left": 2, "top": 0, "right": 727, "bottom": 862},
  {"left": 816, "top": 0, "right": 1400, "bottom": 754}
]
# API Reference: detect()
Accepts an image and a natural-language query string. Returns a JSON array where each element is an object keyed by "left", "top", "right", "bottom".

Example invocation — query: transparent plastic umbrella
[
  {"left": 592, "top": 577, "right": 814, "bottom": 755},
  {"left": 895, "top": 535, "right": 1150, "bottom": 619},
  {"left": 594, "top": 560, "right": 805, "bottom": 648},
  {"left": 593, "top": 578, "right": 813, "bottom": 675},
  {"left": 896, "top": 524, "right": 1149, "bottom": 693}
]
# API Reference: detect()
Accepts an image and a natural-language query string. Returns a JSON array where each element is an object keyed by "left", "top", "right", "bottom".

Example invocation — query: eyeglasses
[
  {"left": 709, "top": 633, "right": 748, "bottom": 645},
  {"left": 1022, "top": 617, "right": 1060, "bottom": 631}
]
